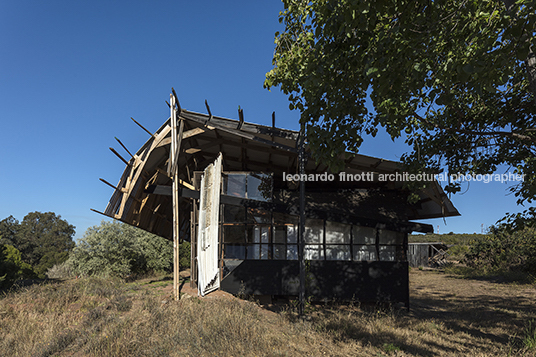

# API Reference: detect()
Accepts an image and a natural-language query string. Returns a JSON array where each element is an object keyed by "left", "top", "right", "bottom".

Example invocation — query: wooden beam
[
  {"left": 131, "top": 117, "right": 155, "bottom": 138},
  {"left": 205, "top": 99, "right": 213, "bottom": 124},
  {"left": 180, "top": 111, "right": 298, "bottom": 153},
  {"left": 109, "top": 147, "right": 132, "bottom": 167},
  {"left": 115, "top": 137, "right": 134, "bottom": 158},
  {"left": 237, "top": 107, "right": 244, "bottom": 130},
  {"left": 168, "top": 118, "right": 184, "bottom": 176},
  {"left": 155, "top": 126, "right": 214, "bottom": 149},
  {"left": 185, "top": 148, "right": 202, "bottom": 154},
  {"left": 171, "top": 87, "right": 181, "bottom": 112},
  {"left": 99, "top": 178, "right": 126, "bottom": 193},
  {"left": 171, "top": 93, "right": 181, "bottom": 301}
]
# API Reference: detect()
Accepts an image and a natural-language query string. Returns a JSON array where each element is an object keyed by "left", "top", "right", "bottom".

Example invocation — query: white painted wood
[{"left": 197, "top": 153, "right": 222, "bottom": 296}]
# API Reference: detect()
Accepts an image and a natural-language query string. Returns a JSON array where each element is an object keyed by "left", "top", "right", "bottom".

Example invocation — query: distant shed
[{"left": 408, "top": 242, "right": 450, "bottom": 267}]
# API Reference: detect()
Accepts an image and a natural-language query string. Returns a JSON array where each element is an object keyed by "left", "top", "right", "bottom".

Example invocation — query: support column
[
  {"left": 171, "top": 93, "right": 183, "bottom": 301},
  {"left": 298, "top": 123, "right": 306, "bottom": 316}
]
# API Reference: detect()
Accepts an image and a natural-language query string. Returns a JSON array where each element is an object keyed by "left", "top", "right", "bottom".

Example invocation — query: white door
[{"left": 197, "top": 153, "right": 222, "bottom": 296}]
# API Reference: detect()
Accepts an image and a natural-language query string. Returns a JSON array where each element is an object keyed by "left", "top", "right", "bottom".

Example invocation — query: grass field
[{"left": 0, "top": 268, "right": 535, "bottom": 356}]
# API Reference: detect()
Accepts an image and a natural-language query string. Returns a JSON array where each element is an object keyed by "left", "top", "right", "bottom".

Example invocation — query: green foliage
[
  {"left": 463, "top": 227, "right": 536, "bottom": 276},
  {"left": 179, "top": 241, "right": 191, "bottom": 269},
  {"left": 0, "top": 212, "right": 76, "bottom": 278},
  {"left": 409, "top": 233, "right": 480, "bottom": 245},
  {"left": 16, "top": 212, "right": 75, "bottom": 270},
  {"left": 0, "top": 244, "right": 36, "bottom": 289},
  {"left": 0, "top": 215, "right": 19, "bottom": 247},
  {"left": 524, "top": 319, "right": 536, "bottom": 350},
  {"left": 266, "top": 0, "right": 536, "bottom": 223},
  {"left": 67, "top": 221, "right": 190, "bottom": 278}
]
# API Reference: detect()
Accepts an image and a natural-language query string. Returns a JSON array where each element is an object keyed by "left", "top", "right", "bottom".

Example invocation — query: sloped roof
[{"left": 96, "top": 108, "right": 459, "bottom": 240}]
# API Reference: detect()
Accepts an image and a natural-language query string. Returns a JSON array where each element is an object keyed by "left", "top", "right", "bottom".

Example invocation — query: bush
[
  {"left": 463, "top": 227, "right": 536, "bottom": 277},
  {"left": 179, "top": 241, "right": 191, "bottom": 269},
  {"left": 0, "top": 244, "right": 36, "bottom": 289},
  {"left": 66, "top": 221, "right": 191, "bottom": 278}
]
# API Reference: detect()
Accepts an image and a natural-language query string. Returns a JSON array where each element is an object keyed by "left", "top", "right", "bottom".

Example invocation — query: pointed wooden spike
[
  {"left": 99, "top": 178, "right": 121, "bottom": 191},
  {"left": 272, "top": 111, "right": 276, "bottom": 128},
  {"left": 131, "top": 117, "right": 155, "bottom": 137},
  {"left": 204, "top": 99, "right": 213, "bottom": 122},
  {"left": 171, "top": 87, "right": 181, "bottom": 112},
  {"left": 115, "top": 137, "right": 134, "bottom": 158},
  {"left": 237, "top": 108, "right": 244, "bottom": 130},
  {"left": 109, "top": 147, "right": 132, "bottom": 167}
]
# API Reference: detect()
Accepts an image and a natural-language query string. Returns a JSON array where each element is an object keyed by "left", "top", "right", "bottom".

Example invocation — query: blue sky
[{"left": 0, "top": 1, "right": 526, "bottom": 239}]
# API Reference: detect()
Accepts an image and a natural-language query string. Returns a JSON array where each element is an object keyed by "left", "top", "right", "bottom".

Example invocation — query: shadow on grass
[{"left": 1, "top": 278, "right": 61, "bottom": 294}]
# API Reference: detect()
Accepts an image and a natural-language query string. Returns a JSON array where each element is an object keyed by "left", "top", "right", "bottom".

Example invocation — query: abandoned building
[{"left": 96, "top": 93, "right": 459, "bottom": 307}]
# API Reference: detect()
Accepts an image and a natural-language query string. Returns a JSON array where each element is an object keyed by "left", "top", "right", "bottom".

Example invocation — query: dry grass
[{"left": 0, "top": 269, "right": 535, "bottom": 356}]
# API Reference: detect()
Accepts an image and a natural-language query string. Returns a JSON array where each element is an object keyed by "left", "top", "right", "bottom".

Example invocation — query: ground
[
  {"left": 1, "top": 266, "right": 535, "bottom": 356},
  {"left": 147, "top": 267, "right": 536, "bottom": 356}
]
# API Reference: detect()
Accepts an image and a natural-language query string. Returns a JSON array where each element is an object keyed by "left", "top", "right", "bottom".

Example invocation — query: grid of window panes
[
  {"left": 223, "top": 207, "right": 299, "bottom": 260},
  {"left": 222, "top": 207, "right": 405, "bottom": 262},
  {"left": 223, "top": 172, "right": 272, "bottom": 201},
  {"left": 220, "top": 172, "right": 405, "bottom": 261}
]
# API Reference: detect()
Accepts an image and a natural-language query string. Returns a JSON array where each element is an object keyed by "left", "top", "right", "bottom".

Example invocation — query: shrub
[
  {"left": 66, "top": 221, "right": 191, "bottom": 278},
  {"left": 0, "top": 244, "right": 36, "bottom": 289},
  {"left": 179, "top": 241, "right": 191, "bottom": 269},
  {"left": 463, "top": 227, "right": 536, "bottom": 276}
]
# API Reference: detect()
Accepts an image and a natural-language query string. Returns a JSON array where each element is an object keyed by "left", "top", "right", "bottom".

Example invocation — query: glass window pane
[
  {"left": 287, "top": 224, "right": 298, "bottom": 243},
  {"left": 246, "top": 226, "right": 257, "bottom": 243},
  {"left": 353, "top": 245, "right": 377, "bottom": 261},
  {"left": 379, "top": 230, "right": 405, "bottom": 245},
  {"left": 287, "top": 245, "right": 298, "bottom": 260},
  {"left": 247, "top": 244, "right": 260, "bottom": 259},
  {"left": 260, "top": 226, "right": 270, "bottom": 243},
  {"left": 326, "top": 221, "right": 351, "bottom": 244},
  {"left": 274, "top": 244, "right": 286, "bottom": 260},
  {"left": 224, "top": 174, "right": 246, "bottom": 198},
  {"left": 273, "top": 225, "right": 286, "bottom": 244},
  {"left": 247, "top": 173, "right": 272, "bottom": 201},
  {"left": 304, "top": 219, "right": 323, "bottom": 244},
  {"left": 246, "top": 208, "right": 271, "bottom": 224},
  {"left": 224, "top": 205, "right": 245, "bottom": 223},
  {"left": 304, "top": 244, "right": 324, "bottom": 260},
  {"left": 326, "top": 245, "right": 351, "bottom": 260},
  {"left": 223, "top": 225, "right": 245, "bottom": 243},
  {"left": 273, "top": 212, "right": 298, "bottom": 225},
  {"left": 260, "top": 244, "right": 270, "bottom": 259},
  {"left": 225, "top": 245, "right": 245, "bottom": 259},
  {"left": 353, "top": 226, "right": 376, "bottom": 244},
  {"left": 273, "top": 213, "right": 298, "bottom": 243},
  {"left": 379, "top": 246, "right": 396, "bottom": 261}
]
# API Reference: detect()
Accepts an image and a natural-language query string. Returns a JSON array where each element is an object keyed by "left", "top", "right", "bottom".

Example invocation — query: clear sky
[{"left": 0, "top": 1, "right": 527, "bottom": 240}]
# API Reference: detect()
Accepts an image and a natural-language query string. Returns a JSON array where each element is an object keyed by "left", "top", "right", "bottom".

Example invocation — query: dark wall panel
[{"left": 220, "top": 260, "right": 409, "bottom": 305}]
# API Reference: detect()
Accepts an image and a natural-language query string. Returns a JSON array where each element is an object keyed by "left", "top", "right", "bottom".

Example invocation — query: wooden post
[{"left": 171, "top": 93, "right": 180, "bottom": 301}]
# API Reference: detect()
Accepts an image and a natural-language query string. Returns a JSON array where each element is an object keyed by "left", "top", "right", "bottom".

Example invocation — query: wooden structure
[
  {"left": 408, "top": 242, "right": 450, "bottom": 268},
  {"left": 96, "top": 91, "right": 459, "bottom": 306}
]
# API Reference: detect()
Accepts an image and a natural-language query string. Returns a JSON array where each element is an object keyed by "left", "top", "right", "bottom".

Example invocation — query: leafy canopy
[
  {"left": 265, "top": 0, "right": 536, "bottom": 222},
  {"left": 0, "top": 212, "right": 75, "bottom": 278}
]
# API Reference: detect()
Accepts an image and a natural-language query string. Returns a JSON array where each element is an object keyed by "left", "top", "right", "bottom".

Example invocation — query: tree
[
  {"left": 16, "top": 212, "right": 75, "bottom": 277},
  {"left": 0, "top": 216, "right": 20, "bottom": 247},
  {"left": 265, "top": 0, "right": 536, "bottom": 223}
]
